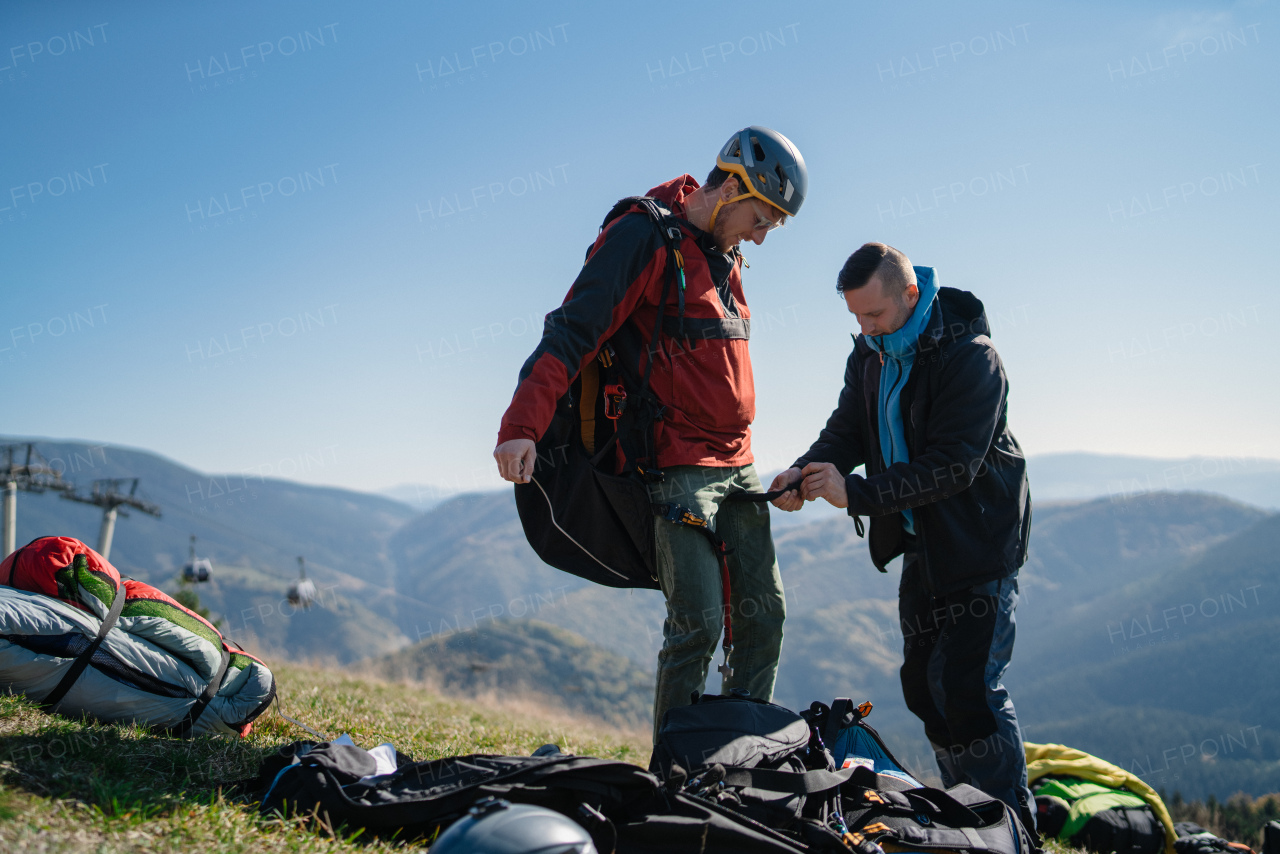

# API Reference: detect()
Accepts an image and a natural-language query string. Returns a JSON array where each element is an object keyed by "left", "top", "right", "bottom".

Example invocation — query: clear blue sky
[{"left": 3, "top": 0, "right": 1276, "bottom": 494}]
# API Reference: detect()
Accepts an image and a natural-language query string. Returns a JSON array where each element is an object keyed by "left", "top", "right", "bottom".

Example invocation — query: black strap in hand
[
  {"left": 40, "top": 559, "right": 127, "bottom": 711},
  {"left": 726, "top": 479, "right": 803, "bottom": 503},
  {"left": 727, "top": 478, "right": 867, "bottom": 538}
]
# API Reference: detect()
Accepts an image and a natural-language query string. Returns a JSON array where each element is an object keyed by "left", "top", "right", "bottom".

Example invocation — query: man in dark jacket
[
  {"left": 771, "top": 242, "right": 1036, "bottom": 830},
  {"left": 495, "top": 127, "right": 808, "bottom": 740}
]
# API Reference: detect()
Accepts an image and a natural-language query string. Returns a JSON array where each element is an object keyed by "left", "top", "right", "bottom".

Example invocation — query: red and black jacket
[{"left": 498, "top": 175, "right": 756, "bottom": 468}]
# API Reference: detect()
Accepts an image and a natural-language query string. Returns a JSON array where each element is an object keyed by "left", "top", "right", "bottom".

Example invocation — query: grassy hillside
[
  {"left": 384, "top": 492, "right": 594, "bottom": 641},
  {"left": 8, "top": 438, "right": 1278, "bottom": 800},
  {"left": 5, "top": 438, "right": 418, "bottom": 663},
  {"left": 0, "top": 663, "right": 1106, "bottom": 854},
  {"left": 0, "top": 664, "right": 649, "bottom": 853},
  {"left": 1012, "top": 514, "right": 1280, "bottom": 797},
  {"left": 371, "top": 619, "right": 655, "bottom": 729}
]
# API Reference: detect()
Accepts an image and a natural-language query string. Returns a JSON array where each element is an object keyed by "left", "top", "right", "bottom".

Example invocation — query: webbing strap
[
  {"left": 727, "top": 479, "right": 867, "bottom": 537},
  {"left": 40, "top": 557, "right": 127, "bottom": 711},
  {"left": 652, "top": 502, "right": 734, "bottom": 659},
  {"left": 579, "top": 360, "right": 600, "bottom": 455},
  {"left": 718, "top": 555, "right": 733, "bottom": 648},
  {"left": 169, "top": 643, "right": 230, "bottom": 737},
  {"left": 720, "top": 765, "right": 856, "bottom": 795},
  {"left": 587, "top": 199, "right": 680, "bottom": 474},
  {"left": 726, "top": 478, "right": 802, "bottom": 503},
  {"left": 877, "top": 822, "right": 1017, "bottom": 854}
]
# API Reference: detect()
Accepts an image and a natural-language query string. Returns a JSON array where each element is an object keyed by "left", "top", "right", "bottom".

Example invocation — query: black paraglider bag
[
  {"left": 513, "top": 197, "right": 682, "bottom": 592},
  {"left": 514, "top": 399, "right": 659, "bottom": 590}
]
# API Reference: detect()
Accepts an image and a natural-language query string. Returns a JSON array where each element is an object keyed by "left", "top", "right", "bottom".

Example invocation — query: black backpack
[
  {"left": 1033, "top": 775, "right": 1166, "bottom": 854},
  {"left": 250, "top": 740, "right": 864, "bottom": 852},
  {"left": 649, "top": 694, "right": 1035, "bottom": 854},
  {"left": 842, "top": 780, "right": 1039, "bottom": 854},
  {"left": 254, "top": 743, "right": 662, "bottom": 840},
  {"left": 1175, "top": 822, "right": 1256, "bottom": 854},
  {"left": 513, "top": 196, "right": 686, "bottom": 591},
  {"left": 249, "top": 728, "right": 1036, "bottom": 854},
  {"left": 650, "top": 692, "right": 829, "bottom": 778}
]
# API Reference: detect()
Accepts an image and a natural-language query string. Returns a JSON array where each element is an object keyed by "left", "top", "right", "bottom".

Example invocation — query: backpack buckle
[
  {"left": 603, "top": 383, "right": 627, "bottom": 419},
  {"left": 638, "top": 465, "right": 665, "bottom": 483}
]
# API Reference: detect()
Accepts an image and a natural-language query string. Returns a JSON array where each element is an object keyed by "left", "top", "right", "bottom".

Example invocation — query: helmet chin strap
[{"left": 707, "top": 191, "right": 753, "bottom": 233}]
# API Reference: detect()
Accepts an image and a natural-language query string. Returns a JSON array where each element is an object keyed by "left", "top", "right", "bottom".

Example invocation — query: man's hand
[
  {"left": 769, "top": 467, "right": 805, "bottom": 512},
  {"left": 494, "top": 438, "right": 537, "bottom": 484},
  {"left": 801, "top": 462, "right": 849, "bottom": 509}
]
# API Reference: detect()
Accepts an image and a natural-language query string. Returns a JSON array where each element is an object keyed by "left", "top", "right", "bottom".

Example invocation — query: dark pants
[{"left": 898, "top": 551, "right": 1035, "bottom": 829}]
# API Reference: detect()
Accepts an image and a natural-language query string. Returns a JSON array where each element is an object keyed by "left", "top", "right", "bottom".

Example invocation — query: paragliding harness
[{"left": 514, "top": 195, "right": 796, "bottom": 680}]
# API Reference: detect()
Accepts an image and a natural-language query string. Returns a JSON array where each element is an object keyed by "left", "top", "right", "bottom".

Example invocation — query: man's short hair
[
  {"left": 704, "top": 166, "right": 731, "bottom": 190},
  {"left": 703, "top": 167, "right": 787, "bottom": 225},
  {"left": 837, "top": 242, "right": 916, "bottom": 296}
]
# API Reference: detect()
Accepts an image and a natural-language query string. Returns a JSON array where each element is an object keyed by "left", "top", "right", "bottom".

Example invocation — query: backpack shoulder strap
[
  {"left": 583, "top": 196, "right": 686, "bottom": 477},
  {"left": 40, "top": 555, "right": 127, "bottom": 711},
  {"left": 607, "top": 197, "right": 687, "bottom": 324}
]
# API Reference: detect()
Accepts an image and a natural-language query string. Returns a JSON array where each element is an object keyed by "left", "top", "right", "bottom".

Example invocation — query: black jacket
[{"left": 794, "top": 287, "right": 1031, "bottom": 596}]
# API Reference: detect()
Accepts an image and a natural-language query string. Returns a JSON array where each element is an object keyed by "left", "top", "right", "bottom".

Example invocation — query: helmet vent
[
  {"left": 751, "top": 139, "right": 767, "bottom": 162},
  {"left": 775, "top": 163, "right": 789, "bottom": 190}
]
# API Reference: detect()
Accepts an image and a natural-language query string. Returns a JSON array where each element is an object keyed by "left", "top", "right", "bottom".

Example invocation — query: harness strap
[
  {"left": 590, "top": 198, "right": 683, "bottom": 477},
  {"left": 652, "top": 502, "right": 735, "bottom": 670},
  {"left": 169, "top": 643, "right": 230, "bottom": 737},
  {"left": 579, "top": 360, "right": 600, "bottom": 455},
  {"left": 40, "top": 556, "right": 127, "bottom": 712}
]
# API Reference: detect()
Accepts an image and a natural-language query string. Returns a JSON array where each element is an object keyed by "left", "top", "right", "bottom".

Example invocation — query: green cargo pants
[{"left": 648, "top": 464, "right": 786, "bottom": 742}]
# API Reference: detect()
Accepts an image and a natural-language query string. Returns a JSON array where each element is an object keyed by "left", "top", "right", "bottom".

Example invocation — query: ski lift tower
[
  {"left": 1, "top": 443, "right": 73, "bottom": 557},
  {"left": 61, "top": 478, "right": 161, "bottom": 561}
]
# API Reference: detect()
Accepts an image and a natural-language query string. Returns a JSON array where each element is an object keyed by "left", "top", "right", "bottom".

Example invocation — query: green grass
[
  {"left": 1, "top": 665, "right": 1094, "bottom": 853},
  {"left": 0, "top": 664, "right": 650, "bottom": 853}
]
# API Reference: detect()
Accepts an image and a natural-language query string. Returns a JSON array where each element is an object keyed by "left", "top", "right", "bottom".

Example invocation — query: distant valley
[{"left": 5, "top": 436, "right": 1278, "bottom": 798}]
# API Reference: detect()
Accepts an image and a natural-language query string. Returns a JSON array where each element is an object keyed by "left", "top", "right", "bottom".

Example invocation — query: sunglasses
[{"left": 750, "top": 199, "right": 786, "bottom": 232}]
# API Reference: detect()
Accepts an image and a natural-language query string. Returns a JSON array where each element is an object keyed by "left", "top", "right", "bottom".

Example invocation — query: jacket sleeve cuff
[
  {"left": 845, "top": 473, "right": 884, "bottom": 516},
  {"left": 497, "top": 423, "right": 538, "bottom": 445}
]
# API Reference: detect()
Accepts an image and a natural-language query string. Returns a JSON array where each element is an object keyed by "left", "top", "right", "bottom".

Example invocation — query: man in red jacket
[{"left": 494, "top": 127, "right": 807, "bottom": 737}]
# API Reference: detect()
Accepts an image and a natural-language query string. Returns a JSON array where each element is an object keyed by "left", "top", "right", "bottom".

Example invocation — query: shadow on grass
[
  {"left": 0, "top": 693, "right": 412, "bottom": 848},
  {"left": 0, "top": 692, "right": 273, "bottom": 822}
]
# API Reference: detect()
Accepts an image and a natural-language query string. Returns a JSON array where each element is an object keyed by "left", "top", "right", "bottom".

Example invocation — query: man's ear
[
  {"left": 904, "top": 283, "right": 920, "bottom": 307},
  {"left": 719, "top": 175, "right": 740, "bottom": 201}
]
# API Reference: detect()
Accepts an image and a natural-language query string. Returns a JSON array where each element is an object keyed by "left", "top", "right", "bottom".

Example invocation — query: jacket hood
[
  {"left": 928, "top": 286, "right": 990, "bottom": 344},
  {"left": 646, "top": 174, "right": 701, "bottom": 215}
]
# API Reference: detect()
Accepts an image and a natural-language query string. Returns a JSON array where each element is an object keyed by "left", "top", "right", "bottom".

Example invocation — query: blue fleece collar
[{"left": 866, "top": 266, "right": 939, "bottom": 534}]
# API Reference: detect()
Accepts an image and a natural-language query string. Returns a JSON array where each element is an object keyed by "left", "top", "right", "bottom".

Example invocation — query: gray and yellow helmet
[
  {"left": 431, "top": 798, "right": 597, "bottom": 854},
  {"left": 709, "top": 126, "right": 808, "bottom": 229}
]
